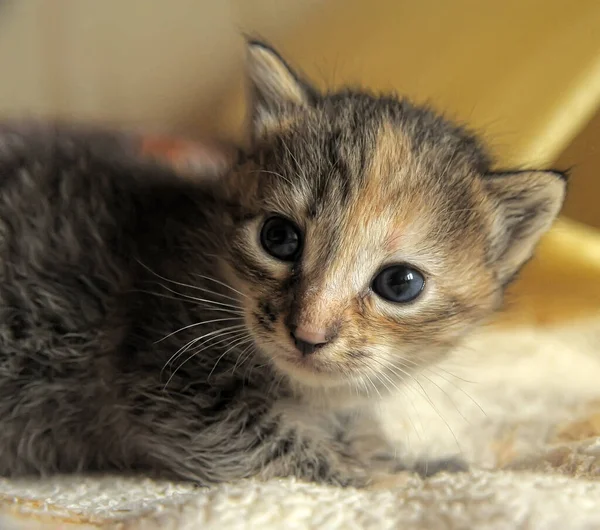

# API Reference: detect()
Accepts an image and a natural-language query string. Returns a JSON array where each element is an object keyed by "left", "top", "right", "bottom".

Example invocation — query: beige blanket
[{"left": 1, "top": 313, "right": 599, "bottom": 529}]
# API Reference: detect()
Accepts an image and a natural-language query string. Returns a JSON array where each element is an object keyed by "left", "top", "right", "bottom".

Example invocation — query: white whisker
[
  {"left": 281, "top": 138, "right": 307, "bottom": 183},
  {"left": 360, "top": 359, "right": 423, "bottom": 441},
  {"left": 386, "top": 354, "right": 486, "bottom": 418},
  {"left": 207, "top": 336, "right": 254, "bottom": 380},
  {"left": 190, "top": 274, "right": 249, "bottom": 300},
  {"left": 184, "top": 327, "right": 247, "bottom": 356},
  {"left": 362, "top": 372, "right": 383, "bottom": 400},
  {"left": 156, "top": 282, "right": 243, "bottom": 311},
  {"left": 390, "top": 358, "right": 479, "bottom": 424},
  {"left": 155, "top": 317, "right": 244, "bottom": 344},
  {"left": 183, "top": 284, "right": 240, "bottom": 303},
  {"left": 164, "top": 330, "right": 250, "bottom": 389},
  {"left": 369, "top": 357, "right": 462, "bottom": 451},
  {"left": 232, "top": 343, "right": 256, "bottom": 374},
  {"left": 137, "top": 260, "right": 245, "bottom": 308},
  {"left": 424, "top": 367, "right": 487, "bottom": 417},
  {"left": 161, "top": 325, "right": 246, "bottom": 381},
  {"left": 247, "top": 169, "right": 293, "bottom": 186},
  {"left": 135, "top": 288, "right": 243, "bottom": 320}
]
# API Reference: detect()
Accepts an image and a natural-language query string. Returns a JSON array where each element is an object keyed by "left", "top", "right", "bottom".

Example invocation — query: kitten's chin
[
  {"left": 258, "top": 343, "right": 350, "bottom": 389},
  {"left": 271, "top": 356, "right": 348, "bottom": 389},
  {"left": 270, "top": 354, "right": 389, "bottom": 408},
  {"left": 256, "top": 341, "right": 398, "bottom": 406}
]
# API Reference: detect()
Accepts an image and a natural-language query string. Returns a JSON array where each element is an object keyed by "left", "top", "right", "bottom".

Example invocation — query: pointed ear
[
  {"left": 485, "top": 170, "right": 567, "bottom": 284},
  {"left": 246, "top": 40, "right": 317, "bottom": 139}
]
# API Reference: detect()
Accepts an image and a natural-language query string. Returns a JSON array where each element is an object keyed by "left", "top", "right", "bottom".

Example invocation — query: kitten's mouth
[
  {"left": 248, "top": 312, "right": 346, "bottom": 386},
  {"left": 264, "top": 341, "right": 348, "bottom": 387}
]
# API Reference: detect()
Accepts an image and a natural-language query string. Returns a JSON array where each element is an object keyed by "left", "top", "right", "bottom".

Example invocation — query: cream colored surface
[{"left": 0, "top": 1, "right": 599, "bottom": 529}]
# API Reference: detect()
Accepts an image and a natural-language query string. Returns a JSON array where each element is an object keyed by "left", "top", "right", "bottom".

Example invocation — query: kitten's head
[{"left": 217, "top": 41, "right": 566, "bottom": 395}]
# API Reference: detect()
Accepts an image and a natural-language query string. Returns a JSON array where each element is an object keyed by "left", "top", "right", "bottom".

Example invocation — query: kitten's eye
[
  {"left": 260, "top": 216, "right": 302, "bottom": 262},
  {"left": 372, "top": 265, "right": 425, "bottom": 303}
]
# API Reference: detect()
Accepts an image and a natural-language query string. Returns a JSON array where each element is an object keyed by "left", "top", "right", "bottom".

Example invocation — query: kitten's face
[{"left": 218, "top": 42, "right": 566, "bottom": 394}]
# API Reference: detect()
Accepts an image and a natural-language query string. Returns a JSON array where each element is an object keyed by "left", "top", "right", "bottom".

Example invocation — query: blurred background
[{"left": 0, "top": 0, "right": 598, "bottom": 230}]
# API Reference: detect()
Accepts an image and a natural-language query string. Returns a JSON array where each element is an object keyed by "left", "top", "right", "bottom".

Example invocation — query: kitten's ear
[
  {"left": 485, "top": 170, "right": 567, "bottom": 283},
  {"left": 246, "top": 40, "right": 317, "bottom": 138}
]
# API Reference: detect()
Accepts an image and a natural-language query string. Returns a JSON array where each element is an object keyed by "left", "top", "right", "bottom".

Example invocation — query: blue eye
[
  {"left": 372, "top": 265, "right": 425, "bottom": 303},
  {"left": 260, "top": 216, "right": 302, "bottom": 262}
]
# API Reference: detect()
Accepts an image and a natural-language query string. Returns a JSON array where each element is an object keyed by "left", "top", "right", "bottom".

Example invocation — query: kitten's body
[
  {"left": 0, "top": 126, "right": 385, "bottom": 485},
  {"left": 0, "top": 42, "right": 566, "bottom": 486}
]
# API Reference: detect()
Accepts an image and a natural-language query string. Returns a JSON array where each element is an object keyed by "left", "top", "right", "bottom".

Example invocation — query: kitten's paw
[
  {"left": 356, "top": 447, "right": 468, "bottom": 479},
  {"left": 329, "top": 472, "right": 370, "bottom": 488},
  {"left": 369, "top": 451, "right": 410, "bottom": 472},
  {"left": 326, "top": 458, "right": 374, "bottom": 488},
  {"left": 367, "top": 470, "right": 415, "bottom": 490},
  {"left": 412, "top": 457, "right": 468, "bottom": 477},
  {"left": 260, "top": 453, "right": 371, "bottom": 488}
]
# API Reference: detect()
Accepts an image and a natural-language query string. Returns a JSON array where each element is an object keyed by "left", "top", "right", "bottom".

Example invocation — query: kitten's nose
[{"left": 290, "top": 326, "right": 328, "bottom": 356}]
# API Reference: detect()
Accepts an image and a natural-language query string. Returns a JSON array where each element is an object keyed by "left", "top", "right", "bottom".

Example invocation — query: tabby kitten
[{"left": 0, "top": 41, "right": 566, "bottom": 487}]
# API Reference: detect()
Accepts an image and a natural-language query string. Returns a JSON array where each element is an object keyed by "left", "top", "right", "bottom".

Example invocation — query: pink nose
[
  {"left": 295, "top": 327, "right": 327, "bottom": 345},
  {"left": 290, "top": 326, "right": 328, "bottom": 356}
]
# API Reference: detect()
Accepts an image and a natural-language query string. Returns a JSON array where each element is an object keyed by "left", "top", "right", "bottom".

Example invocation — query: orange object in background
[{"left": 139, "top": 134, "right": 236, "bottom": 177}]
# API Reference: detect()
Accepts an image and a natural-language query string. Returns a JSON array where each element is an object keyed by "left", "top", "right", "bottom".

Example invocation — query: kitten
[{"left": 0, "top": 41, "right": 566, "bottom": 487}]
